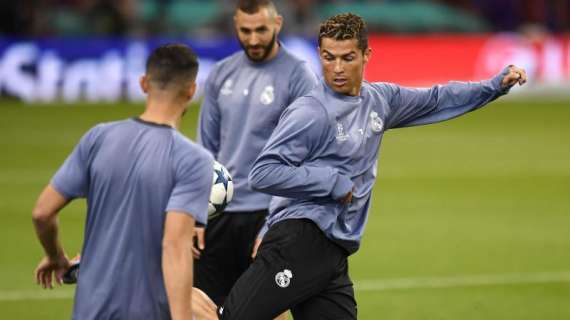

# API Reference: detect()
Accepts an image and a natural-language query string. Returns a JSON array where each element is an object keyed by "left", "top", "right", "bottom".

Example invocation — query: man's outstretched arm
[
  {"left": 32, "top": 184, "right": 71, "bottom": 289},
  {"left": 379, "top": 65, "right": 528, "bottom": 129}
]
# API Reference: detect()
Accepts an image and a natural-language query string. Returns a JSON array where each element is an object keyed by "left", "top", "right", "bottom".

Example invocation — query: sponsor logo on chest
[
  {"left": 336, "top": 111, "right": 384, "bottom": 142},
  {"left": 221, "top": 79, "right": 276, "bottom": 107}
]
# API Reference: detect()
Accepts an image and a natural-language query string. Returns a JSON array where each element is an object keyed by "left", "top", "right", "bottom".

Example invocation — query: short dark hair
[
  {"left": 237, "top": 0, "right": 276, "bottom": 15},
  {"left": 318, "top": 13, "right": 368, "bottom": 52},
  {"left": 145, "top": 44, "right": 199, "bottom": 89}
]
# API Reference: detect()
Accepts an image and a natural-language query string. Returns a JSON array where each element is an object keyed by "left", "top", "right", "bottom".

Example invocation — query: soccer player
[
  {"left": 219, "top": 13, "right": 528, "bottom": 319},
  {"left": 32, "top": 44, "right": 217, "bottom": 320},
  {"left": 195, "top": 0, "right": 317, "bottom": 308}
]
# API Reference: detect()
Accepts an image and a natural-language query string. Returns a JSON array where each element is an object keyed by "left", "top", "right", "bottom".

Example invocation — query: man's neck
[
  {"left": 349, "top": 84, "right": 362, "bottom": 97},
  {"left": 260, "top": 41, "right": 281, "bottom": 63},
  {"left": 140, "top": 100, "right": 184, "bottom": 129}
]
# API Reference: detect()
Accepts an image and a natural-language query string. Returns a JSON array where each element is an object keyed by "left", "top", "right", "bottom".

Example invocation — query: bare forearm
[
  {"left": 32, "top": 185, "right": 69, "bottom": 259},
  {"left": 162, "top": 244, "right": 193, "bottom": 320},
  {"left": 33, "top": 214, "right": 65, "bottom": 259}
]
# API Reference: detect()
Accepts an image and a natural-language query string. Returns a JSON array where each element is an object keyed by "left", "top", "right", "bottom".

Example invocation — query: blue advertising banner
[{"left": 0, "top": 37, "right": 320, "bottom": 103}]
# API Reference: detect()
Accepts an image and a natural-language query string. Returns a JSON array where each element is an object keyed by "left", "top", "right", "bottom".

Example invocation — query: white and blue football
[{"left": 208, "top": 161, "right": 234, "bottom": 218}]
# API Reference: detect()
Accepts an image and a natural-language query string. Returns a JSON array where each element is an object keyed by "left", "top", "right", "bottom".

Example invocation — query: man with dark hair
[
  {"left": 195, "top": 0, "right": 317, "bottom": 309},
  {"left": 237, "top": 0, "right": 277, "bottom": 17},
  {"left": 32, "top": 43, "right": 217, "bottom": 320},
  {"left": 218, "top": 13, "right": 527, "bottom": 319}
]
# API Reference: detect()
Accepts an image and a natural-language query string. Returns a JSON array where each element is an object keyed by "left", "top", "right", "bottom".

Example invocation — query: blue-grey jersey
[
  {"left": 250, "top": 69, "right": 511, "bottom": 254},
  {"left": 198, "top": 46, "right": 318, "bottom": 212},
  {"left": 51, "top": 118, "right": 213, "bottom": 320}
]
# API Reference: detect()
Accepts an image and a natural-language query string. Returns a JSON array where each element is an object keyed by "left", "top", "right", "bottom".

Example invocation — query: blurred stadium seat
[
  {"left": 319, "top": 2, "right": 489, "bottom": 33},
  {"left": 166, "top": 1, "right": 222, "bottom": 33}
]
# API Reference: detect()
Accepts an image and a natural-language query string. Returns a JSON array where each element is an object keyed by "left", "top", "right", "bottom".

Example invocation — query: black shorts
[
  {"left": 194, "top": 210, "right": 267, "bottom": 306},
  {"left": 220, "top": 219, "right": 357, "bottom": 320}
]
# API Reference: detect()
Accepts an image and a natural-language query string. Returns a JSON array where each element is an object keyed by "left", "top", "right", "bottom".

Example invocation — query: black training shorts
[
  {"left": 220, "top": 219, "right": 357, "bottom": 320},
  {"left": 194, "top": 210, "right": 267, "bottom": 306}
]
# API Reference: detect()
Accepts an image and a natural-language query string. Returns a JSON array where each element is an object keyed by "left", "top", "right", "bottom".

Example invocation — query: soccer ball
[{"left": 208, "top": 161, "right": 234, "bottom": 219}]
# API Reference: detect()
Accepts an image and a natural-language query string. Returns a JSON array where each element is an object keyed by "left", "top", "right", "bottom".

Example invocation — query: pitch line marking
[
  {"left": 2, "top": 271, "right": 570, "bottom": 301},
  {"left": 354, "top": 271, "right": 570, "bottom": 291},
  {"left": 0, "top": 289, "right": 75, "bottom": 301}
]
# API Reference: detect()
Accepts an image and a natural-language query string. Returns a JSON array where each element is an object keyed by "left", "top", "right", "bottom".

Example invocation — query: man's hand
[
  {"left": 502, "top": 65, "right": 527, "bottom": 89},
  {"left": 192, "top": 287, "right": 218, "bottom": 320},
  {"left": 32, "top": 184, "right": 71, "bottom": 289},
  {"left": 251, "top": 237, "right": 262, "bottom": 259},
  {"left": 35, "top": 255, "right": 70, "bottom": 289},
  {"left": 192, "top": 227, "right": 206, "bottom": 259}
]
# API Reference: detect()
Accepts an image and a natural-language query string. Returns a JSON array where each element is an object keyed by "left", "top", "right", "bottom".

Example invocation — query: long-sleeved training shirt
[
  {"left": 249, "top": 68, "right": 511, "bottom": 254},
  {"left": 198, "top": 46, "right": 318, "bottom": 212}
]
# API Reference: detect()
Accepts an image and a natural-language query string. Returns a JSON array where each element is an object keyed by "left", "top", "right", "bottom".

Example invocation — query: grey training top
[
  {"left": 198, "top": 46, "right": 318, "bottom": 212},
  {"left": 250, "top": 69, "right": 511, "bottom": 254},
  {"left": 51, "top": 118, "right": 213, "bottom": 320}
]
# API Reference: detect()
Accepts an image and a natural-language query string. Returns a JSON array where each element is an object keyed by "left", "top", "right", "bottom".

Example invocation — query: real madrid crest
[
  {"left": 369, "top": 111, "right": 384, "bottom": 133},
  {"left": 260, "top": 85, "right": 275, "bottom": 105},
  {"left": 275, "top": 269, "right": 293, "bottom": 288}
]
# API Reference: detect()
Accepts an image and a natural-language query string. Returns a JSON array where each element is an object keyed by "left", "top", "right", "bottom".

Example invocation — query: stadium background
[{"left": 1, "top": 1, "right": 569, "bottom": 319}]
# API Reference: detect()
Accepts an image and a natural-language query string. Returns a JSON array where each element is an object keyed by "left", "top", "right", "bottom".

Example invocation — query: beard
[{"left": 240, "top": 31, "right": 277, "bottom": 62}]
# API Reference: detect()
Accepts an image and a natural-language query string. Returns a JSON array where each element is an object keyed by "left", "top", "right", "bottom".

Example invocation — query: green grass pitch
[{"left": 0, "top": 98, "right": 569, "bottom": 319}]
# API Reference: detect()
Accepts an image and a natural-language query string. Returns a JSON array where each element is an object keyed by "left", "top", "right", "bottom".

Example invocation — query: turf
[{"left": 0, "top": 99, "right": 569, "bottom": 319}]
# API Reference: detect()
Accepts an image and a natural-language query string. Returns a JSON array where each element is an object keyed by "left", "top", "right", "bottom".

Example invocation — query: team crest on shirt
[
  {"left": 260, "top": 85, "right": 275, "bottom": 105},
  {"left": 369, "top": 112, "right": 384, "bottom": 133},
  {"left": 275, "top": 269, "right": 293, "bottom": 288},
  {"left": 221, "top": 79, "right": 233, "bottom": 95}
]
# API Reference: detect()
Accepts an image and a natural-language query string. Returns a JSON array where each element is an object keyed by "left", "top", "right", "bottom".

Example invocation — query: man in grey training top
[
  {"left": 32, "top": 44, "right": 216, "bottom": 320},
  {"left": 195, "top": 0, "right": 317, "bottom": 307},
  {"left": 218, "top": 13, "right": 528, "bottom": 319}
]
